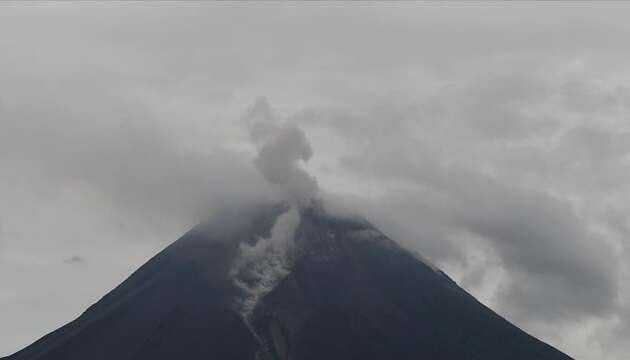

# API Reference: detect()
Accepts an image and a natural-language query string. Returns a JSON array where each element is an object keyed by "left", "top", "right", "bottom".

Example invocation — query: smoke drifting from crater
[
  {"left": 230, "top": 98, "right": 319, "bottom": 320},
  {"left": 247, "top": 98, "right": 319, "bottom": 207}
]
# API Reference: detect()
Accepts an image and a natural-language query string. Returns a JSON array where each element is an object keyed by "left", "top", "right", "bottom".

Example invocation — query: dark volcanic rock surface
[{"left": 5, "top": 205, "right": 573, "bottom": 360}]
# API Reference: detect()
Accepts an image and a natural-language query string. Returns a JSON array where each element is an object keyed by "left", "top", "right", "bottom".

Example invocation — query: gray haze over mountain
[{"left": 1, "top": 3, "right": 630, "bottom": 359}]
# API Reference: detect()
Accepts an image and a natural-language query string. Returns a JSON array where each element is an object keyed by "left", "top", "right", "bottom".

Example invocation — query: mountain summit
[{"left": 6, "top": 204, "right": 572, "bottom": 360}]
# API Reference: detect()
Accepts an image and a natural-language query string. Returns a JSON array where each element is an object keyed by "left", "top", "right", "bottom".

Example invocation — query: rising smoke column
[
  {"left": 247, "top": 97, "right": 319, "bottom": 207},
  {"left": 231, "top": 98, "right": 318, "bottom": 320}
]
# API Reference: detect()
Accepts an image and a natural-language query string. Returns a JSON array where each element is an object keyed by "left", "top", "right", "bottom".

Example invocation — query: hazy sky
[{"left": 2, "top": 3, "right": 630, "bottom": 359}]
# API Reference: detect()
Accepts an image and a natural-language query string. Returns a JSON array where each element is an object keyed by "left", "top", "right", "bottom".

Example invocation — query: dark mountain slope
[
  {"left": 253, "top": 208, "right": 571, "bottom": 360},
  {"left": 5, "top": 206, "right": 281, "bottom": 360},
  {"left": 5, "top": 205, "right": 572, "bottom": 360}
]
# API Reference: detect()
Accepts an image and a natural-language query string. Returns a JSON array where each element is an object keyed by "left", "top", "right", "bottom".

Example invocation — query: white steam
[{"left": 230, "top": 207, "right": 300, "bottom": 319}]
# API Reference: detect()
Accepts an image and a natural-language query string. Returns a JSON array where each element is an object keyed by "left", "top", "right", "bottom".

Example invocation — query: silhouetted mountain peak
[{"left": 5, "top": 203, "right": 572, "bottom": 360}]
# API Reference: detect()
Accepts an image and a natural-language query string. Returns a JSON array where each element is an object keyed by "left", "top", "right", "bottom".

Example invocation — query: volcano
[{"left": 5, "top": 204, "right": 572, "bottom": 360}]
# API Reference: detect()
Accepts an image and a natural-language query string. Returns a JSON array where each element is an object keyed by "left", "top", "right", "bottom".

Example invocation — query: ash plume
[
  {"left": 230, "top": 98, "right": 319, "bottom": 320},
  {"left": 247, "top": 97, "right": 319, "bottom": 207}
]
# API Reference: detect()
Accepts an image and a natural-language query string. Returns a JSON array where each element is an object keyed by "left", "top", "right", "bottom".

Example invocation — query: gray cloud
[
  {"left": 0, "top": 85, "right": 273, "bottom": 229},
  {"left": 64, "top": 255, "right": 86, "bottom": 264},
  {"left": 293, "top": 64, "right": 629, "bottom": 357}
]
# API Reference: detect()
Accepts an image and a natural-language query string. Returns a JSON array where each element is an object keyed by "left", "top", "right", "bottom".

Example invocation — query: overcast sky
[{"left": 2, "top": 3, "right": 630, "bottom": 359}]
